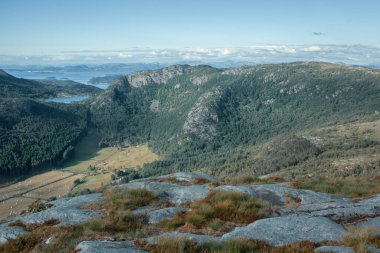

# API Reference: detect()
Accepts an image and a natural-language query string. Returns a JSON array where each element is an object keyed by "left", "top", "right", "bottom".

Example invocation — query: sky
[{"left": 1, "top": 0, "right": 380, "bottom": 65}]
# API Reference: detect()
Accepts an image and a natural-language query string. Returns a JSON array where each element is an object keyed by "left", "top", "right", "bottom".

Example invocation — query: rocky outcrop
[
  {"left": 120, "top": 181, "right": 210, "bottom": 205},
  {"left": 222, "top": 214, "right": 347, "bottom": 246},
  {"left": 3, "top": 172, "right": 380, "bottom": 251},
  {"left": 0, "top": 225, "right": 27, "bottom": 245},
  {"left": 183, "top": 87, "right": 230, "bottom": 141},
  {"left": 214, "top": 184, "right": 288, "bottom": 205},
  {"left": 127, "top": 65, "right": 189, "bottom": 87},
  {"left": 131, "top": 206, "right": 189, "bottom": 224},
  {"left": 6, "top": 193, "right": 103, "bottom": 226},
  {"left": 136, "top": 172, "right": 218, "bottom": 183},
  {"left": 75, "top": 240, "right": 147, "bottom": 253}
]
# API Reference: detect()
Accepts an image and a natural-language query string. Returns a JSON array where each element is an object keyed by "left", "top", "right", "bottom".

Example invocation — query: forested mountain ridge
[
  {"left": 0, "top": 70, "right": 93, "bottom": 177},
  {"left": 89, "top": 62, "right": 380, "bottom": 178}
]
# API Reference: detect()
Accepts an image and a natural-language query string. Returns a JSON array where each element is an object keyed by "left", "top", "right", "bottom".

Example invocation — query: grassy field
[
  {"left": 0, "top": 171, "right": 83, "bottom": 220},
  {"left": 61, "top": 131, "right": 159, "bottom": 194},
  {"left": 69, "top": 143, "right": 159, "bottom": 194},
  {"left": 63, "top": 132, "right": 159, "bottom": 173},
  {"left": 0, "top": 132, "right": 160, "bottom": 220}
]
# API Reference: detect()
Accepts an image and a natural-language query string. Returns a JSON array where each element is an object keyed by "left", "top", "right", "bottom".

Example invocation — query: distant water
[
  {"left": 4, "top": 69, "right": 111, "bottom": 89},
  {"left": 46, "top": 95, "right": 89, "bottom": 103}
]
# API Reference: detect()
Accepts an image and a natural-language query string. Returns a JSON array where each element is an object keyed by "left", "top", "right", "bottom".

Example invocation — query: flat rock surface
[
  {"left": 358, "top": 194, "right": 380, "bottom": 206},
  {"left": 121, "top": 182, "right": 210, "bottom": 205},
  {"left": 367, "top": 244, "right": 380, "bottom": 253},
  {"left": 287, "top": 189, "right": 350, "bottom": 206},
  {"left": 145, "top": 232, "right": 221, "bottom": 245},
  {"left": 147, "top": 207, "right": 188, "bottom": 224},
  {"left": 76, "top": 240, "right": 148, "bottom": 253},
  {"left": 315, "top": 246, "right": 355, "bottom": 253},
  {"left": 7, "top": 193, "right": 103, "bottom": 226},
  {"left": 0, "top": 225, "right": 27, "bottom": 245},
  {"left": 214, "top": 184, "right": 288, "bottom": 205},
  {"left": 222, "top": 214, "right": 347, "bottom": 246},
  {"left": 356, "top": 216, "right": 380, "bottom": 235},
  {"left": 304, "top": 204, "right": 380, "bottom": 222}
]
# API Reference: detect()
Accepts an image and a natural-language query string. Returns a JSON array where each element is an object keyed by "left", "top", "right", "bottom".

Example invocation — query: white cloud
[
  {"left": 301, "top": 46, "right": 322, "bottom": 52},
  {"left": 1, "top": 44, "right": 380, "bottom": 65}
]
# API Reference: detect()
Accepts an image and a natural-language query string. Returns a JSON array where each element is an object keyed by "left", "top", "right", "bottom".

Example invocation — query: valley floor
[{"left": 0, "top": 133, "right": 159, "bottom": 220}]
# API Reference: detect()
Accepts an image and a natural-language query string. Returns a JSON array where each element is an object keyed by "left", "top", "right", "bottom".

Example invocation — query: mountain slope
[
  {"left": 90, "top": 62, "right": 380, "bottom": 178},
  {"left": 33, "top": 79, "right": 102, "bottom": 96},
  {"left": 0, "top": 69, "right": 101, "bottom": 99},
  {"left": 0, "top": 98, "right": 89, "bottom": 176}
]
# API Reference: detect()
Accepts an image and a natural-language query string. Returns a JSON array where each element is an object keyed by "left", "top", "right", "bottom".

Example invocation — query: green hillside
[
  {"left": 0, "top": 69, "right": 101, "bottom": 99},
  {"left": 0, "top": 63, "right": 379, "bottom": 179},
  {"left": 90, "top": 62, "right": 380, "bottom": 178}
]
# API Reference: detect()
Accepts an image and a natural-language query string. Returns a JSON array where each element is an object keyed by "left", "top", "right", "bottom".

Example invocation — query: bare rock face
[
  {"left": 75, "top": 240, "right": 147, "bottom": 253},
  {"left": 149, "top": 99, "right": 160, "bottom": 112},
  {"left": 222, "top": 214, "right": 347, "bottom": 247},
  {"left": 183, "top": 87, "right": 230, "bottom": 141},
  {"left": 127, "top": 65, "right": 188, "bottom": 87},
  {"left": 190, "top": 75, "right": 208, "bottom": 86}
]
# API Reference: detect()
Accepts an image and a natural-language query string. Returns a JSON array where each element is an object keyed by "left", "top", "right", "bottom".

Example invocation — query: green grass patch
[{"left": 292, "top": 176, "right": 380, "bottom": 198}]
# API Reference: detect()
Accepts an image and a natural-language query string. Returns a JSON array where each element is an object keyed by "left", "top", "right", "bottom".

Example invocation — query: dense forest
[
  {"left": 0, "top": 71, "right": 94, "bottom": 177},
  {"left": 1, "top": 62, "right": 379, "bottom": 178}
]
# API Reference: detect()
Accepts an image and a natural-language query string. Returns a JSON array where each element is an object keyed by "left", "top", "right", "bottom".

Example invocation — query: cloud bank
[{"left": 1, "top": 44, "right": 380, "bottom": 66}]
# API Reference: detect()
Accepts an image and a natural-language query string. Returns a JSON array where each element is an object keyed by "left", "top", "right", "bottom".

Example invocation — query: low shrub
[
  {"left": 103, "top": 188, "right": 158, "bottom": 211},
  {"left": 163, "top": 190, "right": 272, "bottom": 232}
]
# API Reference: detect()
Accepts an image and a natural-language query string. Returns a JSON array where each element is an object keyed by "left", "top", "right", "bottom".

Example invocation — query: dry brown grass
[
  {"left": 292, "top": 176, "right": 380, "bottom": 198},
  {"left": 145, "top": 238, "right": 317, "bottom": 253},
  {"left": 162, "top": 190, "right": 272, "bottom": 234},
  {"left": 343, "top": 226, "right": 380, "bottom": 253},
  {"left": 0, "top": 172, "right": 83, "bottom": 220},
  {"left": 151, "top": 177, "right": 211, "bottom": 186},
  {"left": 223, "top": 176, "right": 287, "bottom": 185}
]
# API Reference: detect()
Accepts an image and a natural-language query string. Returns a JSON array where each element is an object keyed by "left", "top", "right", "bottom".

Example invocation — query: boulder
[
  {"left": 75, "top": 240, "right": 147, "bottom": 253},
  {"left": 222, "top": 214, "right": 347, "bottom": 247},
  {"left": 0, "top": 225, "right": 27, "bottom": 245},
  {"left": 315, "top": 246, "right": 355, "bottom": 253}
]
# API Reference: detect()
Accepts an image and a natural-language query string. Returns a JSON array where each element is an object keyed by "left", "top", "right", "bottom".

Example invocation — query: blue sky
[{"left": 1, "top": 0, "right": 380, "bottom": 65}]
